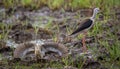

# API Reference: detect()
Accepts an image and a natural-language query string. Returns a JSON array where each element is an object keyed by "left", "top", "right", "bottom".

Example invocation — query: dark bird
[{"left": 70, "top": 8, "right": 100, "bottom": 52}]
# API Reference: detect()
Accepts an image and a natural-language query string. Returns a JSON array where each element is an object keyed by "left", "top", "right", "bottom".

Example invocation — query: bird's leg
[{"left": 82, "top": 31, "right": 87, "bottom": 52}]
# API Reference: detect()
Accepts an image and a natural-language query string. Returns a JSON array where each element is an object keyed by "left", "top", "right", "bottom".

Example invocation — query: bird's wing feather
[{"left": 70, "top": 19, "right": 93, "bottom": 35}]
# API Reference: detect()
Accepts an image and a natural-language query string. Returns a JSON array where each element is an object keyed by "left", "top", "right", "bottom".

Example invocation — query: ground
[{"left": 0, "top": 5, "right": 120, "bottom": 69}]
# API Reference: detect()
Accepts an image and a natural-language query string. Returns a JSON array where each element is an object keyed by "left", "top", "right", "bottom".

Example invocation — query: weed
[
  {"left": 71, "top": 0, "right": 91, "bottom": 9},
  {"left": 3, "top": 0, "right": 14, "bottom": 8},
  {"left": 2, "top": 0, "right": 120, "bottom": 10},
  {"left": 0, "top": 0, "right": 120, "bottom": 69},
  {"left": 21, "top": 0, "right": 33, "bottom": 7},
  {"left": 0, "top": 23, "right": 12, "bottom": 41},
  {"left": 48, "top": 0, "right": 64, "bottom": 10}
]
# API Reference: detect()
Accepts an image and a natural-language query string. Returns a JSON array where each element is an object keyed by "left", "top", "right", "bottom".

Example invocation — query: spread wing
[{"left": 70, "top": 19, "right": 93, "bottom": 35}]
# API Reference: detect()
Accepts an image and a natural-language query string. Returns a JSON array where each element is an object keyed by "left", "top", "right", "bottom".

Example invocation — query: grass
[
  {"left": 90, "top": 18, "right": 120, "bottom": 68},
  {"left": 97, "top": 25, "right": 120, "bottom": 61},
  {"left": 0, "top": 23, "right": 12, "bottom": 41},
  {"left": 21, "top": 0, "right": 32, "bottom": 7},
  {"left": 70, "top": 0, "right": 91, "bottom": 9},
  {"left": 0, "top": 0, "right": 120, "bottom": 69},
  {"left": 48, "top": 0, "right": 64, "bottom": 10},
  {"left": 2, "top": 0, "right": 120, "bottom": 11}
]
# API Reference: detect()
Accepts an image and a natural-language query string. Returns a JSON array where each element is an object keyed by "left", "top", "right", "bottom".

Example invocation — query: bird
[{"left": 69, "top": 8, "right": 100, "bottom": 52}]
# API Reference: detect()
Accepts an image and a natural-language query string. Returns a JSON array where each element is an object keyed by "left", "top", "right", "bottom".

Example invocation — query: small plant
[
  {"left": 48, "top": 0, "right": 64, "bottom": 10},
  {"left": 2, "top": 0, "right": 120, "bottom": 10},
  {"left": 33, "top": 26, "right": 39, "bottom": 40},
  {"left": 21, "top": 0, "right": 33, "bottom": 7},
  {"left": 45, "top": 19, "right": 53, "bottom": 29},
  {"left": 0, "top": 23, "right": 12, "bottom": 41},
  {"left": 70, "top": 0, "right": 91, "bottom": 10},
  {"left": 3, "top": 0, "right": 14, "bottom": 8},
  {"left": 98, "top": 38, "right": 120, "bottom": 61},
  {"left": 62, "top": 57, "right": 71, "bottom": 66},
  {"left": 66, "top": 26, "right": 72, "bottom": 36}
]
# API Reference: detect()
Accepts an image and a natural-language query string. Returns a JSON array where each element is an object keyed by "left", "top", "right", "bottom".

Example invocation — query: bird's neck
[{"left": 90, "top": 12, "right": 97, "bottom": 21}]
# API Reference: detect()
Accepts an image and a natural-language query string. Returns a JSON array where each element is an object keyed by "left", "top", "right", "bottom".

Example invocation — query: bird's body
[
  {"left": 69, "top": 8, "right": 100, "bottom": 52},
  {"left": 70, "top": 19, "right": 93, "bottom": 36}
]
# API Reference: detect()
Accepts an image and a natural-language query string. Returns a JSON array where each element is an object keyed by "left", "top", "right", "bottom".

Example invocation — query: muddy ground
[{"left": 0, "top": 7, "right": 120, "bottom": 69}]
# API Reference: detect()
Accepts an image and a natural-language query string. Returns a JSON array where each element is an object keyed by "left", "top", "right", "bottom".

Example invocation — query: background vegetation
[
  {"left": 1, "top": 0, "right": 120, "bottom": 10},
  {"left": 0, "top": 0, "right": 120, "bottom": 69}
]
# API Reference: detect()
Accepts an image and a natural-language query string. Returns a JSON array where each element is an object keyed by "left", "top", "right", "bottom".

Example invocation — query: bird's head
[{"left": 94, "top": 8, "right": 100, "bottom": 14}]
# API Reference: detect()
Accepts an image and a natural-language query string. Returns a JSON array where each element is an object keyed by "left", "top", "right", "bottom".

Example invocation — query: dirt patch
[{"left": 0, "top": 6, "right": 120, "bottom": 69}]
